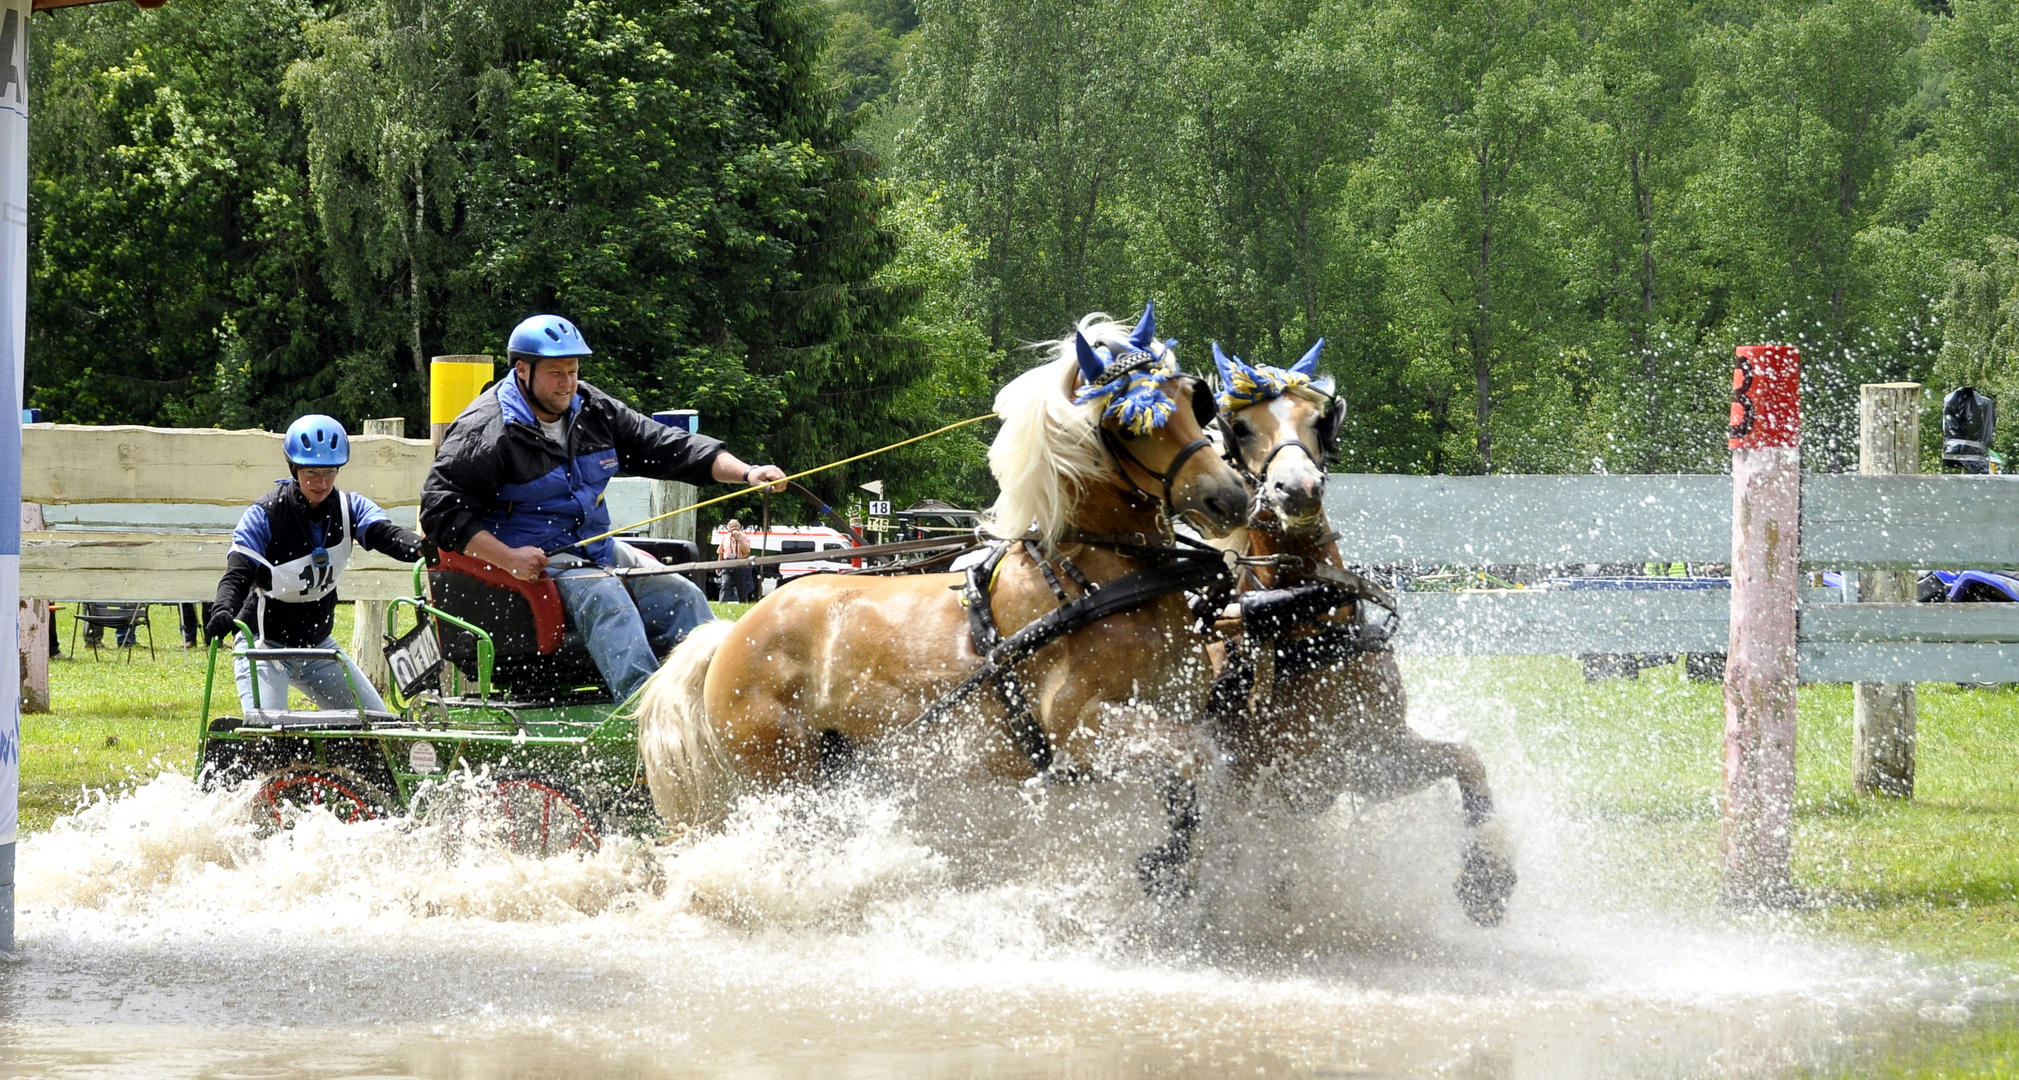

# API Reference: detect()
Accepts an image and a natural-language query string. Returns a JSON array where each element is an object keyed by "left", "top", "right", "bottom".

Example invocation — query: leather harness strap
[{"left": 911, "top": 540, "right": 1237, "bottom": 772}]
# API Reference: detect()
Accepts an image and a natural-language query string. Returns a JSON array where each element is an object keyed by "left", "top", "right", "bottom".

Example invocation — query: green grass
[
  {"left": 26, "top": 604, "right": 208, "bottom": 830},
  {"left": 1415, "top": 656, "right": 2019, "bottom": 965}
]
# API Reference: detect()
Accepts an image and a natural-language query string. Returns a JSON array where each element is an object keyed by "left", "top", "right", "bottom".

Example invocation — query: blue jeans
[
  {"left": 235, "top": 634, "right": 387, "bottom": 714},
  {"left": 552, "top": 541, "right": 715, "bottom": 703}
]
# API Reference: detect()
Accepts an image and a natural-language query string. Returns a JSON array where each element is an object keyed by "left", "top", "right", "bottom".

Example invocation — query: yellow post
[{"left": 430, "top": 355, "right": 495, "bottom": 448}]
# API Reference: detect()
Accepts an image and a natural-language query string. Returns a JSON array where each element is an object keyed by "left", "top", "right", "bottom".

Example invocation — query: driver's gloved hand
[{"left": 205, "top": 608, "right": 238, "bottom": 643}]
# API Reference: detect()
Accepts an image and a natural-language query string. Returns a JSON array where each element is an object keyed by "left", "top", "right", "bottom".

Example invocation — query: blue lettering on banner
[{"left": 0, "top": 723, "right": 17, "bottom": 767}]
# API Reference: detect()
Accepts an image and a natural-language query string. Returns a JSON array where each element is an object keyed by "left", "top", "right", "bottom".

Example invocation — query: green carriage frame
[{"left": 192, "top": 563, "right": 653, "bottom": 852}]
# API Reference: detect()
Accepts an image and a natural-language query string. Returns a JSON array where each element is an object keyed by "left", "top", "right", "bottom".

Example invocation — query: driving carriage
[
  {"left": 196, "top": 302, "right": 1518, "bottom": 924},
  {"left": 193, "top": 550, "right": 655, "bottom": 854}
]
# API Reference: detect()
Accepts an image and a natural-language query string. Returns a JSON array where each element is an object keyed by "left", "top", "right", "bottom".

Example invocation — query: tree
[
  {"left": 901, "top": 0, "right": 1157, "bottom": 349},
  {"left": 283, "top": 0, "right": 501, "bottom": 421},
  {"left": 1359, "top": 0, "right": 1588, "bottom": 473},
  {"left": 28, "top": 0, "right": 349, "bottom": 427},
  {"left": 1691, "top": 0, "right": 1926, "bottom": 467}
]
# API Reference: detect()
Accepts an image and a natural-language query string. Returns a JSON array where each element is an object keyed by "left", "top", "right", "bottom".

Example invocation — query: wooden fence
[{"left": 1335, "top": 473, "right": 2019, "bottom": 683}]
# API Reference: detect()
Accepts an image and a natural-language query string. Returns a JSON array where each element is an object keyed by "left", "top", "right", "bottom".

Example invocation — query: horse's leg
[
  {"left": 1136, "top": 775, "right": 1202, "bottom": 901},
  {"left": 1056, "top": 700, "right": 1214, "bottom": 901},
  {"left": 1349, "top": 730, "right": 1517, "bottom": 926},
  {"left": 1327, "top": 653, "right": 1517, "bottom": 926}
]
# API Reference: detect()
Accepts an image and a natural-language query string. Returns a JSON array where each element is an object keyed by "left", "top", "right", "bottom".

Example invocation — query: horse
[
  {"left": 1202, "top": 339, "right": 1518, "bottom": 926},
  {"left": 634, "top": 304, "right": 1253, "bottom": 895}
]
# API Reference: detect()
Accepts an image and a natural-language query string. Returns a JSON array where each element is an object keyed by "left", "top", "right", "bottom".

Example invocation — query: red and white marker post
[{"left": 1722, "top": 345, "right": 1802, "bottom": 906}]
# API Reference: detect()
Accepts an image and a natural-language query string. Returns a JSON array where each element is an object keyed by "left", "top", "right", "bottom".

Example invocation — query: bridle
[
  {"left": 1102, "top": 425, "right": 1219, "bottom": 518},
  {"left": 1217, "top": 416, "right": 1323, "bottom": 490},
  {"left": 1213, "top": 390, "right": 1340, "bottom": 532},
  {"left": 1093, "top": 369, "right": 1222, "bottom": 521}
]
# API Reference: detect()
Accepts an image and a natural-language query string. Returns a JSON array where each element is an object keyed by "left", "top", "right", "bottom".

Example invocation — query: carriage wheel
[
  {"left": 488, "top": 774, "right": 602, "bottom": 856},
  {"left": 250, "top": 766, "right": 394, "bottom": 827}
]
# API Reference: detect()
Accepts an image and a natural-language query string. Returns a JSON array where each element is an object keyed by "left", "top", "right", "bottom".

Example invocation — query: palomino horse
[
  {"left": 635, "top": 305, "right": 1251, "bottom": 893},
  {"left": 1204, "top": 340, "right": 1518, "bottom": 925}
]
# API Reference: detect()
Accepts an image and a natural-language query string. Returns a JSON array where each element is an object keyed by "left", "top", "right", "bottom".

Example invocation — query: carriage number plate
[{"left": 385, "top": 614, "right": 445, "bottom": 699}]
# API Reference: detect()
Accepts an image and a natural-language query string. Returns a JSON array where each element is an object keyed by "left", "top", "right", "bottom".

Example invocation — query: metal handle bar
[
  {"left": 239, "top": 648, "right": 346, "bottom": 662},
  {"left": 217, "top": 619, "right": 374, "bottom": 717}
]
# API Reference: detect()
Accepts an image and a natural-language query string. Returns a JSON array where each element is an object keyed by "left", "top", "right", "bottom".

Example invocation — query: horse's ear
[
  {"left": 1128, "top": 302, "right": 1156, "bottom": 351},
  {"left": 1074, "top": 332, "right": 1105, "bottom": 383},
  {"left": 1212, "top": 342, "right": 1242, "bottom": 388},
  {"left": 1291, "top": 337, "right": 1325, "bottom": 377}
]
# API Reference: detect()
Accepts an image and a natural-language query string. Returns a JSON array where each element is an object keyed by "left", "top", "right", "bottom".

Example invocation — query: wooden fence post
[
  {"left": 17, "top": 503, "right": 45, "bottom": 714},
  {"left": 1723, "top": 344, "right": 1802, "bottom": 906},
  {"left": 350, "top": 417, "right": 406, "bottom": 696},
  {"left": 1854, "top": 383, "right": 1921, "bottom": 797}
]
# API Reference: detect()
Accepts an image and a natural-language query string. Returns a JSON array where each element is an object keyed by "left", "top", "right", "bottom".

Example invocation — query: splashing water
[{"left": 0, "top": 664, "right": 2006, "bottom": 1078}]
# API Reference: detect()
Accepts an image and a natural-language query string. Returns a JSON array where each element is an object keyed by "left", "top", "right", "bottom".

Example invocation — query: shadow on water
[{"left": 0, "top": 659, "right": 2010, "bottom": 1078}]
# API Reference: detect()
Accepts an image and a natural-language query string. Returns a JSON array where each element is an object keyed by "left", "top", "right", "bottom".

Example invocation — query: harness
[
  {"left": 908, "top": 533, "right": 1238, "bottom": 772},
  {"left": 1203, "top": 571, "right": 1397, "bottom": 726}
]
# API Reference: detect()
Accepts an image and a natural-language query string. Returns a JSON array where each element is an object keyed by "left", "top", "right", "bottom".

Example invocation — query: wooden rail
[
  {"left": 1325, "top": 473, "right": 2019, "bottom": 569},
  {"left": 1330, "top": 473, "right": 2019, "bottom": 683},
  {"left": 22, "top": 423, "right": 432, "bottom": 507}
]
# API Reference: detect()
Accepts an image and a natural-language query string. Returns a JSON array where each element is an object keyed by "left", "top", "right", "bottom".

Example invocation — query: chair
[{"left": 70, "top": 602, "right": 155, "bottom": 661}]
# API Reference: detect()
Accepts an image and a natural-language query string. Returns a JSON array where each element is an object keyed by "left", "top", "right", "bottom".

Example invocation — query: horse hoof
[
  {"left": 1136, "top": 842, "right": 1196, "bottom": 904},
  {"left": 1455, "top": 837, "right": 1517, "bottom": 926}
]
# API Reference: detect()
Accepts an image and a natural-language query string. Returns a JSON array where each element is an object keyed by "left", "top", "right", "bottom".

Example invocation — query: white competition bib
[{"left": 230, "top": 494, "right": 355, "bottom": 638}]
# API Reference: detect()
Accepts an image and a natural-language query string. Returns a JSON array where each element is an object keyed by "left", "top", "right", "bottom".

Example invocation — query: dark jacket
[
  {"left": 213, "top": 481, "right": 425, "bottom": 647},
  {"left": 421, "top": 376, "right": 726, "bottom": 564}
]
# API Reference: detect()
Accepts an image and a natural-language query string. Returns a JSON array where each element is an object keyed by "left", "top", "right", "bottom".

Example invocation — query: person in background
[
  {"left": 715, "top": 519, "right": 755, "bottom": 602},
  {"left": 178, "top": 602, "right": 210, "bottom": 648},
  {"left": 209, "top": 415, "right": 426, "bottom": 714}
]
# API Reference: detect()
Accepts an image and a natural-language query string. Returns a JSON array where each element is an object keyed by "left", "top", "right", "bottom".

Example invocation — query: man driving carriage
[
  {"left": 210, "top": 414, "right": 428, "bottom": 714},
  {"left": 420, "top": 314, "right": 787, "bottom": 702}
]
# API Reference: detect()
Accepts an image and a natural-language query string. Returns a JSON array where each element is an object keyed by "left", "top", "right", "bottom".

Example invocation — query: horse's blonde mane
[{"left": 984, "top": 314, "right": 1140, "bottom": 548}]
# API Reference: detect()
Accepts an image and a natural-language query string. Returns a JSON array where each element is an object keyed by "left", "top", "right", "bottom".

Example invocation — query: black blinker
[
  {"left": 1316, "top": 396, "right": 1345, "bottom": 454},
  {"left": 1189, "top": 378, "right": 1218, "bottom": 427}
]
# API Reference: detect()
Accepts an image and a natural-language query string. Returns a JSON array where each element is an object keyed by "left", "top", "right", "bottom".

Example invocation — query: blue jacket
[{"left": 421, "top": 375, "right": 727, "bottom": 564}]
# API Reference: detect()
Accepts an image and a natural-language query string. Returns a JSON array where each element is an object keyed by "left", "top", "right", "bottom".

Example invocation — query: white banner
[{"left": 0, "top": 0, "right": 27, "bottom": 862}]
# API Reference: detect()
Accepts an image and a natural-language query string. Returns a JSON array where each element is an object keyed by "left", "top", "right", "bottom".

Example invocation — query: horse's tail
[{"left": 633, "top": 620, "right": 740, "bottom": 834}]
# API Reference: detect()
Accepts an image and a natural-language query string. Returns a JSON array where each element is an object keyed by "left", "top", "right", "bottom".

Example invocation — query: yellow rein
[{"left": 572, "top": 411, "right": 999, "bottom": 548}]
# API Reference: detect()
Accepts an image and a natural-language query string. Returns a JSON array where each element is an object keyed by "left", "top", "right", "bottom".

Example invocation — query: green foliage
[
  {"left": 32, "top": 0, "right": 934, "bottom": 506},
  {"left": 889, "top": 0, "right": 2008, "bottom": 475},
  {"left": 27, "top": 0, "right": 351, "bottom": 428}
]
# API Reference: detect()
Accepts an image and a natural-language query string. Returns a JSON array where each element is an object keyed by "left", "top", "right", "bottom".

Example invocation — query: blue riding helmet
[
  {"left": 284, "top": 414, "right": 350, "bottom": 468},
  {"left": 507, "top": 314, "right": 593, "bottom": 360}
]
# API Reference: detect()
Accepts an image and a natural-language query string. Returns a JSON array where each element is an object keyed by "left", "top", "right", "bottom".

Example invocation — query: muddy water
[{"left": 1, "top": 667, "right": 2009, "bottom": 1079}]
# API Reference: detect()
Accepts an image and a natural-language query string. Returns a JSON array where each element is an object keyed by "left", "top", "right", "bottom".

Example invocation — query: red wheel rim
[
  {"left": 254, "top": 773, "right": 385, "bottom": 825},
  {"left": 493, "top": 778, "right": 599, "bottom": 854}
]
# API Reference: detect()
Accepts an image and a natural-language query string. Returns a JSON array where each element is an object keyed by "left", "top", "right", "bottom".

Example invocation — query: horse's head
[
  {"left": 1069, "top": 305, "right": 1251, "bottom": 537},
  {"left": 1211, "top": 339, "right": 1343, "bottom": 536},
  {"left": 984, "top": 303, "right": 1251, "bottom": 547}
]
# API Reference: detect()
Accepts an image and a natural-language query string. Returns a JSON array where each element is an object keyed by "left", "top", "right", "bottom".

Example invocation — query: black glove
[{"left": 205, "top": 607, "right": 239, "bottom": 643}]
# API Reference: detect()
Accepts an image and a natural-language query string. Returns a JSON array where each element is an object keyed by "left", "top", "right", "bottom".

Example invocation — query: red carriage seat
[{"left": 427, "top": 549, "right": 607, "bottom": 700}]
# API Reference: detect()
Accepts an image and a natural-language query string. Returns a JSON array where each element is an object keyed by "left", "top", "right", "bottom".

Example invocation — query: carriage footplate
[{"left": 234, "top": 708, "right": 400, "bottom": 731}]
